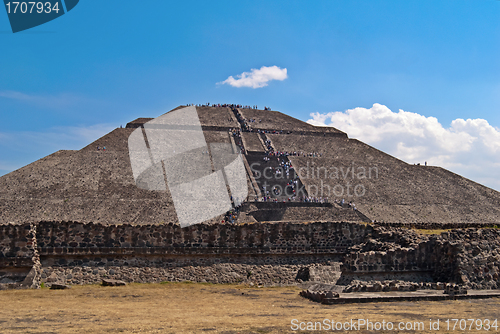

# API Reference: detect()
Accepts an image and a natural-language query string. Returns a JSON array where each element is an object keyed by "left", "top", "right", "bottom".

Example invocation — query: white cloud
[
  {"left": 218, "top": 66, "right": 288, "bottom": 88},
  {"left": 307, "top": 103, "right": 500, "bottom": 191}
]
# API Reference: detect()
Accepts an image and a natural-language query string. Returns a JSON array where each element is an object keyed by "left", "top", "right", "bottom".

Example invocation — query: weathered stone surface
[
  {"left": 444, "top": 283, "right": 468, "bottom": 295},
  {"left": 305, "top": 283, "right": 344, "bottom": 293},
  {"left": 2, "top": 221, "right": 500, "bottom": 290},
  {"left": 102, "top": 279, "right": 127, "bottom": 286},
  {"left": 1, "top": 105, "right": 499, "bottom": 227},
  {"left": 299, "top": 287, "right": 340, "bottom": 304},
  {"left": 50, "top": 283, "right": 71, "bottom": 289}
]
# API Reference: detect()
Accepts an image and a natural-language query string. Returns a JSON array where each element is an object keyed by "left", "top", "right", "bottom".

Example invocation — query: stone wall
[
  {"left": 2, "top": 221, "right": 500, "bottom": 290},
  {"left": 340, "top": 227, "right": 500, "bottom": 290},
  {"left": 40, "top": 257, "right": 341, "bottom": 287},
  {"left": 442, "top": 228, "right": 500, "bottom": 289},
  {"left": 0, "top": 221, "right": 367, "bottom": 287},
  {"left": 36, "top": 221, "right": 371, "bottom": 254},
  {"left": 0, "top": 223, "right": 34, "bottom": 267},
  {"left": 374, "top": 221, "right": 499, "bottom": 230}
]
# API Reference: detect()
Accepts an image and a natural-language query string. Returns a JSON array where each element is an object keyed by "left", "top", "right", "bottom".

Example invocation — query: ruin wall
[
  {"left": 36, "top": 221, "right": 370, "bottom": 253},
  {"left": 0, "top": 223, "right": 34, "bottom": 268},
  {"left": 1, "top": 222, "right": 500, "bottom": 290}
]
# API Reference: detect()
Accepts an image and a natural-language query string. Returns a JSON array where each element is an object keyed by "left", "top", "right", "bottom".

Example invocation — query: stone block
[
  {"left": 102, "top": 278, "right": 127, "bottom": 286},
  {"left": 50, "top": 283, "right": 71, "bottom": 289}
]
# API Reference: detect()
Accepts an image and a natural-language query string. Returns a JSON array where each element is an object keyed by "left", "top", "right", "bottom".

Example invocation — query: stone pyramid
[{"left": 1, "top": 105, "right": 499, "bottom": 225}]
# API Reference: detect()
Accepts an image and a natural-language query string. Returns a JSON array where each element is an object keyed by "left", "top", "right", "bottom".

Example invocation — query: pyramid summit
[{"left": 1, "top": 104, "right": 499, "bottom": 226}]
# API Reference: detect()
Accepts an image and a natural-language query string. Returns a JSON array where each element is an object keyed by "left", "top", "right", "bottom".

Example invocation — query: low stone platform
[{"left": 320, "top": 290, "right": 500, "bottom": 305}]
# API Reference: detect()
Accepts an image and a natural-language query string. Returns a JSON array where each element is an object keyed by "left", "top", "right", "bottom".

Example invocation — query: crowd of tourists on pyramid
[
  {"left": 231, "top": 107, "right": 280, "bottom": 133},
  {"left": 232, "top": 108, "right": 251, "bottom": 131},
  {"left": 223, "top": 195, "right": 355, "bottom": 223},
  {"left": 186, "top": 102, "right": 272, "bottom": 110},
  {"left": 230, "top": 128, "right": 246, "bottom": 154},
  {"left": 275, "top": 151, "right": 322, "bottom": 158},
  {"left": 259, "top": 195, "right": 330, "bottom": 204},
  {"left": 223, "top": 196, "right": 244, "bottom": 224},
  {"left": 258, "top": 151, "right": 330, "bottom": 204}
]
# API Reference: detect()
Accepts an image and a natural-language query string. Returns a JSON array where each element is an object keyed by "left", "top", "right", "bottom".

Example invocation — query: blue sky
[{"left": 1, "top": 0, "right": 499, "bottom": 189}]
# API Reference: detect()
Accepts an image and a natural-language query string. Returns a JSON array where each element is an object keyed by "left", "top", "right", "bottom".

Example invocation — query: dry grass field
[{"left": 0, "top": 282, "right": 499, "bottom": 333}]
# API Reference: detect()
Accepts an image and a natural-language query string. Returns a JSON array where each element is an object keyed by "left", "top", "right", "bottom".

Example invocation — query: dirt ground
[{"left": 0, "top": 282, "right": 499, "bottom": 333}]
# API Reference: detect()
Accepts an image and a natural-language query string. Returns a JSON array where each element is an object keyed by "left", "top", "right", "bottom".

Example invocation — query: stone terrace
[
  {"left": 269, "top": 134, "right": 500, "bottom": 224},
  {"left": 241, "top": 132, "right": 265, "bottom": 152},
  {"left": 0, "top": 128, "right": 179, "bottom": 225},
  {"left": 237, "top": 108, "right": 345, "bottom": 134},
  {"left": 196, "top": 106, "right": 239, "bottom": 128}
]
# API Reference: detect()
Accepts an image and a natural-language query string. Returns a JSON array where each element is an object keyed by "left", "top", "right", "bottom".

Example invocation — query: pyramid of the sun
[{"left": 1, "top": 105, "right": 499, "bottom": 225}]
